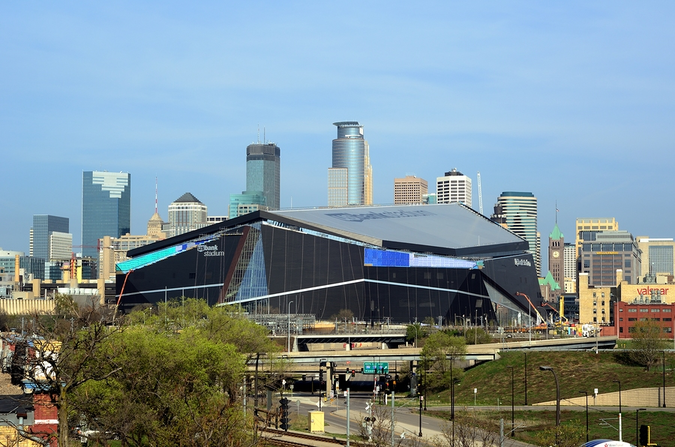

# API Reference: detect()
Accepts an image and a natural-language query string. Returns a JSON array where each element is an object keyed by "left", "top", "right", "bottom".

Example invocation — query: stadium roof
[{"left": 129, "top": 203, "right": 528, "bottom": 259}]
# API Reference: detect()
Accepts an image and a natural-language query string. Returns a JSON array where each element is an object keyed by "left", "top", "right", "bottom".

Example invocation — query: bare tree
[{"left": 1, "top": 294, "right": 122, "bottom": 445}]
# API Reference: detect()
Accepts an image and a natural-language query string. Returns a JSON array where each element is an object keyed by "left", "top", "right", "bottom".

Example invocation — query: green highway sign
[{"left": 363, "top": 362, "right": 389, "bottom": 374}]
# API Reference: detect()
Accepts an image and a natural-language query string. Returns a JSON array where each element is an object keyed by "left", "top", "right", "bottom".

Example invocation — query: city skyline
[{"left": 2, "top": 3, "right": 675, "bottom": 266}]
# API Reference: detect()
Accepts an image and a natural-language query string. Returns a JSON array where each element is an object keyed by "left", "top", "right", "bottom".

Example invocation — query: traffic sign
[{"left": 363, "top": 362, "right": 389, "bottom": 374}]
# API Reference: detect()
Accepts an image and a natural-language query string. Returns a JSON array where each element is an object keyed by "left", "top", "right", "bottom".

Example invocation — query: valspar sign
[
  {"left": 514, "top": 258, "right": 532, "bottom": 267},
  {"left": 197, "top": 244, "right": 224, "bottom": 257},
  {"left": 635, "top": 286, "right": 669, "bottom": 296}
]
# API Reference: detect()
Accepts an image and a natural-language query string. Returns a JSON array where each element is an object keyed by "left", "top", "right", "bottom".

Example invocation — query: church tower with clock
[{"left": 548, "top": 222, "right": 564, "bottom": 301}]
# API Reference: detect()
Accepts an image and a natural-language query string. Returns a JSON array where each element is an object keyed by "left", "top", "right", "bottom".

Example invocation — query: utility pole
[{"left": 391, "top": 391, "right": 395, "bottom": 447}]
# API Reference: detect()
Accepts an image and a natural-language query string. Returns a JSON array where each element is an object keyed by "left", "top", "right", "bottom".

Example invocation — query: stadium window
[
  {"left": 436, "top": 273, "right": 444, "bottom": 280},
  {"left": 628, "top": 309, "right": 637, "bottom": 313},
  {"left": 663, "top": 308, "right": 672, "bottom": 313},
  {"left": 424, "top": 272, "right": 431, "bottom": 280},
  {"left": 619, "top": 327, "right": 623, "bottom": 333},
  {"left": 628, "top": 318, "right": 637, "bottom": 321},
  {"left": 651, "top": 318, "right": 660, "bottom": 321},
  {"left": 640, "top": 308, "right": 649, "bottom": 313},
  {"left": 652, "top": 308, "right": 660, "bottom": 312}
]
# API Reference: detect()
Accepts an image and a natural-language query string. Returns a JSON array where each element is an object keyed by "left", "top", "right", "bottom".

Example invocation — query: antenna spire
[{"left": 155, "top": 177, "right": 158, "bottom": 215}]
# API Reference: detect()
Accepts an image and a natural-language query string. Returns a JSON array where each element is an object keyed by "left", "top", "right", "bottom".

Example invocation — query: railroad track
[{"left": 259, "top": 427, "right": 369, "bottom": 447}]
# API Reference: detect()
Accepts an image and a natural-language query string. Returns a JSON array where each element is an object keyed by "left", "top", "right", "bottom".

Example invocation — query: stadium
[{"left": 116, "top": 204, "right": 542, "bottom": 326}]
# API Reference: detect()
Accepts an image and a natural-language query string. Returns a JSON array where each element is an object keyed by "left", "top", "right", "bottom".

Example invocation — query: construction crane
[
  {"left": 542, "top": 302, "right": 568, "bottom": 324},
  {"left": 515, "top": 291, "right": 546, "bottom": 325}
]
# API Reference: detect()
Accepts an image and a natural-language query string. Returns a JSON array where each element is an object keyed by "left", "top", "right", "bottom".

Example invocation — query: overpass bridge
[{"left": 255, "top": 335, "right": 618, "bottom": 371}]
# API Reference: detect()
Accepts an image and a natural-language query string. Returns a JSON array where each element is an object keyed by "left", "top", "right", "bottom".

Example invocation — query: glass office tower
[
  {"left": 246, "top": 143, "right": 281, "bottom": 210},
  {"left": 82, "top": 171, "right": 131, "bottom": 259},
  {"left": 31, "top": 215, "right": 69, "bottom": 259},
  {"left": 330, "top": 121, "right": 371, "bottom": 206},
  {"left": 493, "top": 191, "right": 540, "bottom": 275}
]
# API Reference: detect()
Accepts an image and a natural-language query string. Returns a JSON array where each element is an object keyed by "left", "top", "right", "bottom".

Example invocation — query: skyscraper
[
  {"left": 30, "top": 215, "right": 70, "bottom": 260},
  {"left": 394, "top": 175, "right": 428, "bottom": 204},
  {"left": 492, "top": 191, "right": 540, "bottom": 275},
  {"left": 436, "top": 169, "right": 472, "bottom": 207},
  {"left": 328, "top": 121, "right": 372, "bottom": 207},
  {"left": 168, "top": 192, "right": 208, "bottom": 237},
  {"left": 246, "top": 143, "right": 281, "bottom": 210},
  {"left": 82, "top": 171, "right": 131, "bottom": 259}
]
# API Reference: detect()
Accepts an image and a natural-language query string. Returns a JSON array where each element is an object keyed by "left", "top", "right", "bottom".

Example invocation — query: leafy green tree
[
  {"left": 629, "top": 319, "right": 668, "bottom": 371},
  {"left": 464, "top": 327, "right": 493, "bottom": 345},
  {"left": 420, "top": 331, "right": 466, "bottom": 392},
  {"left": 71, "top": 299, "right": 280, "bottom": 447},
  {"left": 2, "top": 297, "right": 122, "bottom": 446}
]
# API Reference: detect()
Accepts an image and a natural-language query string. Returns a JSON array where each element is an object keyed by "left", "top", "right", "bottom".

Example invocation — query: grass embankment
[
  {"left": 424, "top": 351, "right": 675, "bottom": 445},
  {"left": 430, "top": 351, "right": 675, "bottom": 406}
]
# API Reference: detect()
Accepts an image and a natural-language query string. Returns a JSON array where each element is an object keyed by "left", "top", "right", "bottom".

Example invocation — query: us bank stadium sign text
[
  {"left": 514, "top": 258, "right": 532, "bottom": 267},
  {"left": 197, "top": 244, "right": 224, "bottom": 257}
]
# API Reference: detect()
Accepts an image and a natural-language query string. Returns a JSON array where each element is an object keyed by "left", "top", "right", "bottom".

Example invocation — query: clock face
[{"left": 552, "top": 251, "right": 560, "bottom": 258}]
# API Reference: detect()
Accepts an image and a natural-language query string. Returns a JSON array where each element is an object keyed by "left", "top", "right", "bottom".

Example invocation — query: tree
[
  {"left": 629, "top": 319, "right": 668, "bottom": 371},
  {"left": 534, "top": 422, "right": 585, "bottom": 447},
  {"left": 71, "top": 299, "right": 280, "bottom": 447},
  {"left": 420, "top": 331, "right": 466, "bottom": 392},
  {"left": 330, "top": 309, "right": 354, "bottom": 322},
  {"left": 1, "top": 294, "right": 122, "bottom": 446}
]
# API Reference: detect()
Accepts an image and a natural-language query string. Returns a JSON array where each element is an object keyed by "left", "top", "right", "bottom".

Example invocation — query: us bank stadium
[{"left": 116, "top": 204, "right": 542, "bottom": 325}]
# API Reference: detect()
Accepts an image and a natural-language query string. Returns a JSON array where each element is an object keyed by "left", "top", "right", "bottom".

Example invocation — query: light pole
[
  {"left": 507, "top": 366, "right": 515, "bottom": 437},
  {"left": 579, "top": 390, "right": 589, "bottom": 443},
  {"left": 450, "top": 355, "right": 455, "bottom": 420},
  {"left": 524, "top": 352, "right": 528, "bottom": 406},
  {"left": 614, "top": 379, "right": 622, "bottom": 442},
  {"left": 636, "top": 408, "right": 646, "bottom": 447},
  {"left": 539, "top": 366, "right": 560, "bottom": 444},
  {"left": 418, "top": 395, "right": 423, "bottom": 437},
  {"left": 662, "top": 350, "right": 666, "bottom": 408},
  {"left": 287, "top": 300, "right": 294, "bottom": 353}
]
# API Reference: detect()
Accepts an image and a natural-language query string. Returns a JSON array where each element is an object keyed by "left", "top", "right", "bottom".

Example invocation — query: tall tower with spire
[
  {"left": 547, "top": 209, "right": 564, "bottom": 302},
  {"left": 147, "top": 177, "right": 166, "bottom": 240}
]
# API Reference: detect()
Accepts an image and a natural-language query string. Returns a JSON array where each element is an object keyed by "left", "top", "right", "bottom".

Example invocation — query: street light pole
[
  {"left": 579, "top": 391, "right": 589, "bottom": 443},
  {"left": 508, "top": 366, "right": 515, "bottom": 437},
  {"left": 539, "top": 366, "right": 560, "bottom": 444},
  {"left": 636, "top": 408, "right": 646, "bottom": 447},
  {"left": 662, "top": 350, "right": 667, "bottom": 408},
  {"left": 450, "top": 355, "right": 455, "bottom": 420},
  {"left": 614, "top": 379, "right": 622, "bottom": 442},
  {"left": 418, "top": 395, "right": 423, "bottom": 437},
  {"left": 287, "top": 300, "right": 294, "bottom": 353}
]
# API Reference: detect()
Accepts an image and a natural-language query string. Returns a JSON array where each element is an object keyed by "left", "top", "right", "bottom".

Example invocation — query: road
[{"left": 284, "top": 391, "right": 538, "bottom": 446}]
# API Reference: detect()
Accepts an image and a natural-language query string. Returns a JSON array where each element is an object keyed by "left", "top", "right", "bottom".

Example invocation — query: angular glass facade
[
  {"left": 32, "top": 215, "right": 69, "bottom": 260},
  {"left": 246, "top": 143, "right": 280, "bottom": 210},
  {"left": 82, "top": 171, "right": 131, "bottom": 259},
  {"left": 117, "top": 205, "right": 541, "bottom": 326}
]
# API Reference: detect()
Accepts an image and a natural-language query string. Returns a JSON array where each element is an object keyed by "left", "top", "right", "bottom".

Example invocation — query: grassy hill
[{"left": 429, "top": 350, "right": 674, "bottom": 406}]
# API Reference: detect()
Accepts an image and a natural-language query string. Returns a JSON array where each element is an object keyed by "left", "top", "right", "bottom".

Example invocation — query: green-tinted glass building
[{"left": 82, "top": 171, "right": 131, "bottom": 260}]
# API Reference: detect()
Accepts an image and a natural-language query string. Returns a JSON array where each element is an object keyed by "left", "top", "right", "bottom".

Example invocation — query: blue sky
[{"left": 2, "top": 2, "right": 674, "bottom": 272}]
